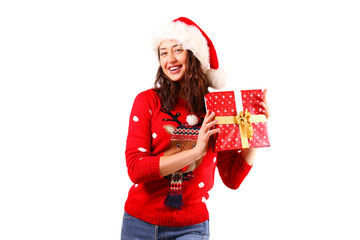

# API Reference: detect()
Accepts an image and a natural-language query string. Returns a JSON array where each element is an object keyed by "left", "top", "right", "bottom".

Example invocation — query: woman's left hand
[
  {"left": 241, "top": 89, "right": 270, "bottom": 166},
  {"left": 260, "top": 89, "right": 270, "bottom": 119}
]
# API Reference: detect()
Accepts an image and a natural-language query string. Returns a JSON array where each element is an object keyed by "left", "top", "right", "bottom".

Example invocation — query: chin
[
  {"left": 166, "top": 73, "right": 185, "bottom": 83},
  {"left": 170, "top": 77, "right": 185, "bottom": 83}
]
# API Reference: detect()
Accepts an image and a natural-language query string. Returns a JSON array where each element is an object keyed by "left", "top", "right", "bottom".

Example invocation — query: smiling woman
[
  {"left": 154, "top": 39, "right": 208, "bottom": 116},
  {"left": 121, "top": 17, "right": 270, "bottom": 240}
]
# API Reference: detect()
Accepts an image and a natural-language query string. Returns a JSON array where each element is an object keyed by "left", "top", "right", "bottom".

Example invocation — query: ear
[{"left": 163, "top": 125, "right": 176, "bottom": 135}]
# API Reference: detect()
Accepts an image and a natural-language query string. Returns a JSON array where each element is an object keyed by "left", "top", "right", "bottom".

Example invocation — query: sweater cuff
[
  {"left": 149, "top": 155, "right": 162, "bottom": 180},
  {"left": 236, "top": 154, "right": 252, "bottom": 174}
]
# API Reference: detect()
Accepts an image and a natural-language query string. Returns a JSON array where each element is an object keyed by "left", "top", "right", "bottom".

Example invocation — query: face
[{"left": 159, "top": 40, "right": 188, "bottom": 82}]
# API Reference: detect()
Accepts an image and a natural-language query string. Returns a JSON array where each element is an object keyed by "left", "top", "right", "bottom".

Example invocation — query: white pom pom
[
  {"left": 205, "top": 68, "right": 227, "bottom": 89},
  {"left": 186, "top": 114, "right": 199, "bottom": 126}
]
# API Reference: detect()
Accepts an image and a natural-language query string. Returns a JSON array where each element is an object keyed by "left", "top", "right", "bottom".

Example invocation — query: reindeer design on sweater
[
  {"left": 162, "top": 109, "right": 203, "bottom": 172},
  {"left": 161, "top": 108, "right": 203, "bottom": 209}
]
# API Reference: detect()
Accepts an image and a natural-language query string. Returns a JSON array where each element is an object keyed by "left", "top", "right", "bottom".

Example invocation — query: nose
[{"left": 167, "top": 52, "right": 176, "bottom": 63}]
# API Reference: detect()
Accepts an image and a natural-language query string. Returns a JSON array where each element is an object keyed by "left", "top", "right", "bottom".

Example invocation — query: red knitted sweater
[{"left": 124, "top": 89, "right": 252, "bottom": 227}]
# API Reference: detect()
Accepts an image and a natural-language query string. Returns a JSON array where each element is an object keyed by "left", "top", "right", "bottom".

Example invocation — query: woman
[{"left": 121, "top": 17, "right": 270, "bottom": 240}]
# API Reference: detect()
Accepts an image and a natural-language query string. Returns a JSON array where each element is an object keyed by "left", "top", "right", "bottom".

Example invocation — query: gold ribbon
[{"left": 215, "top": 110, "right": 267, "bottom": 148}]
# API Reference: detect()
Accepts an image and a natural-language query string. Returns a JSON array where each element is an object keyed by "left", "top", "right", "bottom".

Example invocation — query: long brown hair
[{"left": 153, "top": 50, "right": 209, "bottom": 116}]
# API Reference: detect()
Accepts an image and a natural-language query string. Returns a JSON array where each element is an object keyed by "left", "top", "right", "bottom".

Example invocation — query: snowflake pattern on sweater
[{"left": 124, "top": 89, "right": 252, "bottom": 227}]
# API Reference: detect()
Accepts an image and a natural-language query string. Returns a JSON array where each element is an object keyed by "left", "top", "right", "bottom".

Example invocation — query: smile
[{"left": 169, "top": 66, "right": 182, "bottom": 72}]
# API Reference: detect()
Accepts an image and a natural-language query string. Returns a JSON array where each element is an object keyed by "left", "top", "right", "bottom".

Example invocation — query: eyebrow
[{"left": 159, "top": 44, "right": 180, "bottom": 51}]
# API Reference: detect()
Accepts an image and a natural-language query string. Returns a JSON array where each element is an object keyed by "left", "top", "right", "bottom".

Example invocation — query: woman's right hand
[
  {"left": 159, "top": 111, "right": 219, "bottom": 177},
  {"left": 194, "top": 111, "right": 220, "bottom": 157}
]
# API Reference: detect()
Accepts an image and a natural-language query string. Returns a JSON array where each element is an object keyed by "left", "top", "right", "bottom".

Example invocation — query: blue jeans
[{"left": 121, "top": 212, "right": 210, "bottom": 240}]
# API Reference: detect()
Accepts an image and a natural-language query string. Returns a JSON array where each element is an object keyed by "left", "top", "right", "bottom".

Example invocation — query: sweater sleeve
[
  {"left": 125, "top": 90, "right": 162, "bottom": 184},
  {"left": 216, "top": 150, "right": 252, "bottom": 190}
]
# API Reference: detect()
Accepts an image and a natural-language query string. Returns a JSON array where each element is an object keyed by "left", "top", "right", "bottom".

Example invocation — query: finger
[
  {"left": 204, "top": 128, "right": 220, "bottom": 141},
  {"left": 262, "top": 89, "right": 268, "bottom": 104},
  {"left": 204, "top": 110, "right": 211, "bottom": 120},
  {"left": 264, "top": 111, "right": 270, "bottom": 119},
  {"left": 209, "top": 128, "right": 220, "bottom": 135},
  {"left": 201, "top": 118, "right": 218, "bottom": 134},
  {"left": 259, "top": 102, "right": 270, "bottom": 119},
  {"left": 203, "top": 111, "right": 216, "bottom": 125},
  {"left": 201, "top": 111, "right": 211, "bottom": 127},
  {"left": 259, "top": 101, "right": 269, "bottom": 111}
]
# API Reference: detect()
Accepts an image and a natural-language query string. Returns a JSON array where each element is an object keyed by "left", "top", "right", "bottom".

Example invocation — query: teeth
[{"left": 170, "top": 66, "right": 180, "bottom": 71}]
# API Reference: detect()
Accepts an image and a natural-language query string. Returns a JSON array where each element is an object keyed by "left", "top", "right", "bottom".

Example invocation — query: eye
[
  {"left": 176, "top": 143, "right": 181, "bottom": 148},
  {"left": 160, "top": 52, "right": 167, "bottom": 56},
  {"left": 193, "top": 143, "right": 196, "bottom": 148}
]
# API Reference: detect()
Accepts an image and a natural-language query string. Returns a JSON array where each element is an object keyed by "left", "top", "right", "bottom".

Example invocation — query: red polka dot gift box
[{"left": 204, "top": 89, "right": 270, "bottom": 152}]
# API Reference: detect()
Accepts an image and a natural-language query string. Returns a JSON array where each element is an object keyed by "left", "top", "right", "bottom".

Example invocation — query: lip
[{"left": 168, "top": 65, "right": 182, "bottom": 73}]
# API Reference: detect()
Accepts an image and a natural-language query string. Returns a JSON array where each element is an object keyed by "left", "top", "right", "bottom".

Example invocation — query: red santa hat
[{"left": 152, "top": 17, "right": 226, "bottom": 89}]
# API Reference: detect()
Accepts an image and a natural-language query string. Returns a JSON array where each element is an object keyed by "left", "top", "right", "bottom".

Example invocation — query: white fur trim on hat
[{"left": 205, "top": 68, "right": 227, "bottom": 89}]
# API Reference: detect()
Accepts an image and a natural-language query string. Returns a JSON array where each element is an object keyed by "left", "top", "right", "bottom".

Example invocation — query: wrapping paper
[{"left": 204, "top": 89, "right": 270, "bottom": 152}]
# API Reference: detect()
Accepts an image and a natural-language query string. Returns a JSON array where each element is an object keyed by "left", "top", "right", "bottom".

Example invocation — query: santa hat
[{"left": 152, "top": 17, "right": 226, "bottom": 89}]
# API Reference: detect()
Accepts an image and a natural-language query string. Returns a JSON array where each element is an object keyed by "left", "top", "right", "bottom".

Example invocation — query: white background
[{"left": 1, "top": 0, "right": 359, "bottom": 239}]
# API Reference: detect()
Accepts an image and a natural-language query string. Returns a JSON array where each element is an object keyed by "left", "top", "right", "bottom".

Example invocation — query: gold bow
[
  {"left": 236, "top": 110, "right": 254, "bottom": 141},
  {"left": 215, "top": 110, "right": 267, "bottom": 148}
]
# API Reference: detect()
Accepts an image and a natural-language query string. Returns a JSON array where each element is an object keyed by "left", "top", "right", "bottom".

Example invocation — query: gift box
[{"left": 204, "top": 89, "right": 270, "bottom": 152}]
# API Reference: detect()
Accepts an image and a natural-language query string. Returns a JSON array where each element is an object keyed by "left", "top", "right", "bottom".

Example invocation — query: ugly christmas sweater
[{"left": 124, "top": 89, "right": 252, "bottom": 227}]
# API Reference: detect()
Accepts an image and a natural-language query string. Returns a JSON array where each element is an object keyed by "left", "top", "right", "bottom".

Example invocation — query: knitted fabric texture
[
  {"left": 164, "top": 117, "right": 199, "bottom": 208},
  {"left": 164, "top": 171, "right": 194, "bottom": 209},
  {"left": 124, "top": 89, "right": 252, "bottom": 227}
]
